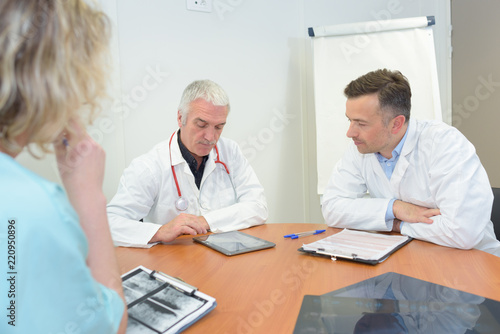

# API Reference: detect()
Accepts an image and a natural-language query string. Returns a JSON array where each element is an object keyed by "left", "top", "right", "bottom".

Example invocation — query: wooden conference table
[{"left": 116, "top": 223, "right": 500, "bottom": 333}]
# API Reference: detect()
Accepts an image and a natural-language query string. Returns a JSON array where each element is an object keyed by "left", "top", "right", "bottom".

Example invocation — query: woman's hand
[{"left": 54, "top": 119, "right": 106, "bottom": 210}]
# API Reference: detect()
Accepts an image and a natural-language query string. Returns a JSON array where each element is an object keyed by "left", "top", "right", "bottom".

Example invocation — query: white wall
[
  {"left": 452, "top": 0, "right": 500, "bottom": 187},
  {"left": 18, "top": 0, "right": 451, "bottom": 225}
]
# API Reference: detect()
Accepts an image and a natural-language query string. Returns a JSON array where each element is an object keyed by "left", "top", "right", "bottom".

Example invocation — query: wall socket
[{"left": 186, "top": 0, "right": 213, "bottom": 13}]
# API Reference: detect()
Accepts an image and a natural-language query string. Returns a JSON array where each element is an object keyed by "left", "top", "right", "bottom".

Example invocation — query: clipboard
[
  {"left": 121, "top": 266, "right": 216, "bottom": 333},
  {"left": 298, "top": 229, "right": 412, "bottom": 265}
]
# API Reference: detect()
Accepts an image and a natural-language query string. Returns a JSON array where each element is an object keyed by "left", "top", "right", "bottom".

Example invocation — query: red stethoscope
[{"left": 169, "top": 131, "right": 231, "bottom": 211}]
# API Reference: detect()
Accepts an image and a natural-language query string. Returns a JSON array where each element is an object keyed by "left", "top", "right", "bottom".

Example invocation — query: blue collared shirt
[{"left": 376, "top": 125, "right": 409, "bottom": 222}]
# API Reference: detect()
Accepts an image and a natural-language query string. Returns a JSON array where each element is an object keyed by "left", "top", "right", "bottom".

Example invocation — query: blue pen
[{"left": 284, "top": 229, "right": 326, "bottom": 239}]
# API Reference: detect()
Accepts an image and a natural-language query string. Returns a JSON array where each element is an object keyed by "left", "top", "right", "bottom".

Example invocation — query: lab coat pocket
[
  {"left": 199, "top": 174, "right": 236, "bottom": 210},
  {"left": 400, "top": 180, "right": 434, "bottom": 208}
]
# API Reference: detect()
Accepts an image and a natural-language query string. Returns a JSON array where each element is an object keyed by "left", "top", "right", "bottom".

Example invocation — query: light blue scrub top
[{"left": 0, "top": 152, "right": 124, "bottom": 333}]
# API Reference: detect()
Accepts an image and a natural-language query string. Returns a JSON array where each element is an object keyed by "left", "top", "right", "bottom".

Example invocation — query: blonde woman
[{"left": 0, "top": 1, "right": 127, "bottom": 332}]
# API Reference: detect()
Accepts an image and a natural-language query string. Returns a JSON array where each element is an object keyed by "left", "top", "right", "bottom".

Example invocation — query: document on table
[
  {"left": 299, "top": 229, "right": 411, "bottom": 264},
  {"left": 122, "top": 266, "right": 216, "bottom": 333}
]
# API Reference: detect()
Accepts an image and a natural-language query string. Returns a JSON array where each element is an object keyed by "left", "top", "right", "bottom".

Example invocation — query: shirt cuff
[{"left": 385, "top": 198, "right": 396, "bottom": 221}]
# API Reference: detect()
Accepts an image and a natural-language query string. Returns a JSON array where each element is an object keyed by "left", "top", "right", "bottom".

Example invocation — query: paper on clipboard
[{"left": 300, "top": 229, "right": 411, "bottom": 263}]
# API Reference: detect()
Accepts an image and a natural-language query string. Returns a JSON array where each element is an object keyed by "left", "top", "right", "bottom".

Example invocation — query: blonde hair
[{"left": 0, "top": 0, "right": 111, "bottom": 155}]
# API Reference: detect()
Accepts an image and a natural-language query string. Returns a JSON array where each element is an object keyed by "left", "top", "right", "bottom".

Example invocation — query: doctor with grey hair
[{"left": 108, "top": 80, "right": 268, "bottom": 248}]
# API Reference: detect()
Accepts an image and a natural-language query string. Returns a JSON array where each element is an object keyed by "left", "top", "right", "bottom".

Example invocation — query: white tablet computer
[{"left": 193, "top": 231, "right": 276, "bottom": 256}]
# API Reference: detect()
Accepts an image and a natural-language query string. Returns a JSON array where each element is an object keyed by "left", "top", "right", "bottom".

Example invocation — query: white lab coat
[
  {"left": 107, "top": 132, "right": 268, "bottom": 248},
  {"left": 321, "top": 119, "right": 500, "bottom": 256}
]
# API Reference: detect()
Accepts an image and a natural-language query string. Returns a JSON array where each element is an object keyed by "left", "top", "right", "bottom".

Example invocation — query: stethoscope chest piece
[
  {"left": 175, "top": 197, "right": 188, "bottom": 211},
  {"left": 169, "top": 130, "right": 234, "bottom": 212}
]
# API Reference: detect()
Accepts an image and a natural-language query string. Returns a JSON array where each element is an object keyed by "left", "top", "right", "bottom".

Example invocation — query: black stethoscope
[{"left": 169, "top": 131, "right": 231, "bottom": 211}]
